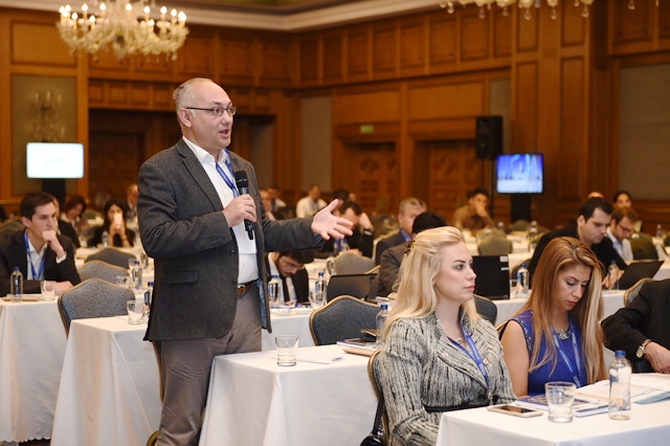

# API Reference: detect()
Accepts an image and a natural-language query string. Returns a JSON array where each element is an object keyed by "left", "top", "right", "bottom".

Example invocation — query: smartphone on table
[{"left": 486, "top": 404, "right": 543, "bottom": 418}]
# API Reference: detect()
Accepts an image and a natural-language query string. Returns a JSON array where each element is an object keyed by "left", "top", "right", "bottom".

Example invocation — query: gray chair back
[
  {"left": 630, "top": 234, "right": 659, "bottom": 260},
  {"left": 474, "top": 295, "right": 497, "bottom": 324},
  {"left": 624, "top": 277, "right": 652, "bottom": 307},
  {"left": 333, "top": 252, "right": 376, "bottom": 275},
  {"left": 57, "top": 278, "right": 136, "bottom": 335},
  {"left": 309, "top": 295, "right": 380, "bottom": 345},
  {"left": 477, "top": 233, "right": 513, "bottom": 256},
  {"left": 86, "top": 247, "right": 137, "bottom": 269},
  {"left": 78, "top": 260, "right": 129, "bottom": 283}
]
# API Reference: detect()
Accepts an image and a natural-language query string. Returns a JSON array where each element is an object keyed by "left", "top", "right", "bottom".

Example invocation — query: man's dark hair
[
  {"left": 279, "top": 250, "right": 315, "bottom": 265},
  {"left": 578, "top": 197, "right": 613, "bottom": 220},
  {"left": 332, "top": 189, "right": 350, "bottom": 202},
  {"left": 338, "top": 200, "right": 362, "bottom": 216},
  {"left": 20, "top": 191, "right": 57, "bottom": 219},
  {"left": 613, "top": 190, "right": 632, "bottom": 203},
  {"left": 611, "top": 207, "right": 639, "bottom": 224},
  {"left": 412, "top": 211, "right": 448, "bottom": 234},
  {"left": 467, "top": 187, "right": 489, "bottom": 200},
  {"left": 64, "top": 194, "right": 87, "bottom": 214}
]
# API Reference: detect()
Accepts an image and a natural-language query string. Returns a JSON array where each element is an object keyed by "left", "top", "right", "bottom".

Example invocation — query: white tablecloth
[
  {"left": 437, "top": 398, "right": 670, "bottom": 445},
  {"left": 198, "top": 345, "right": 376, "bottom": 446},
  {"left": 263, "top": 311, "right": 315, "bottom": 350},
  {"left": 50, "top": 317, "right": 161, "bottom": 446},
  {"left": 0, "top": 299, "right": 67, "bottom": 442}
]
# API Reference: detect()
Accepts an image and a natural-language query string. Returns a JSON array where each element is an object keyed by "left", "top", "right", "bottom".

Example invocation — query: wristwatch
[{"left": 636, "top": 339, "right": 652, "bottom": 358}]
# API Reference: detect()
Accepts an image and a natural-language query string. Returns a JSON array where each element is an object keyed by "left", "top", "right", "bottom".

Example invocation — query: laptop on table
[
  {"left": 471, "top": 255, "right": 511, "bottom": 300},
  {"left": 618, "top": 260, "right": 663, "bottom": 290}
]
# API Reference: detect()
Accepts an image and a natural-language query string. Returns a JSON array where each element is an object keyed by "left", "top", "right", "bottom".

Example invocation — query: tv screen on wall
[
  {"left": 496, "top": 153, "right": 543, "bottom": 194},
  {"left": 26, "top": 142, "right": 84, "bottom": 179}
]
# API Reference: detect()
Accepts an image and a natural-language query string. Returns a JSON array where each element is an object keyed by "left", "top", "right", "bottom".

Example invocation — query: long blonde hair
[
  {"left": 382, "top": 226, "right": 479, "bottom": 339},
  {"left": 518, "top": 236, "right": 606, "bottom": 383}
]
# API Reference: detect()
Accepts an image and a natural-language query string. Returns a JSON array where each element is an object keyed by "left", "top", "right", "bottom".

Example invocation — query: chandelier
[
  {"left": 439, "top": 0, "right": 660, "bottom": 21},
  {"left": 57, "top": 0, "right": 189, "bottom": 60}
]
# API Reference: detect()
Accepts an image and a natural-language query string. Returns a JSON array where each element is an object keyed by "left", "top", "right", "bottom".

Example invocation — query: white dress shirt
[{"left": 607, "top": 228, "right": 633, "bottom": 261}]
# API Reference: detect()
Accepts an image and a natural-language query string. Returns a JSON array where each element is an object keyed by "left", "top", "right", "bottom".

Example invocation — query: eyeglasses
[
  {"left": 280, "top": 258, "right": 305, "bottom": 271},
  {"left": 617, "top": 223, "right": 634, "bottom": 235},
  {"left": 185, "top": 106, "right": 237, "bottom": 117}
]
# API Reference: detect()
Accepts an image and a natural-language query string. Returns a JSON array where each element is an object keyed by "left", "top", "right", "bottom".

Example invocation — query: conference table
[
  {"left": 0, "top": 298, "right": 66, "bottom": 443},
  {"left": 198, "top": 344, "right": 376, "bottom": 446},
  {"left": 436, "top": 377, "right": 670, "bottom": 445}
]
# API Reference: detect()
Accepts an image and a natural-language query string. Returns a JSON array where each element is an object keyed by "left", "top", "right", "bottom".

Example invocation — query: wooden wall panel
[
  {"left": 299, "top": 33, "right": 320, "bottom": 85},
  {"left": 178, "top": 36, "right": 213, "bottom": 78},
  {"left": 460, "top": 10, "right": 489, "bottom": 61},
  {"left": 11, "top": 22, "right": 74, "bottom": 67},
  {"left": 493, "top": 10, "right": 512, "bottom": 58},
  {"left": 559, "top": 57, "right": 586, "bottom": 200},
  {"left": 399, "top": 15, "right": 426, "bottom": 77},
  {"left": 428, "top": 15, "right": 457, "bottom": 70},
  {"left": 517, "top": 10, "right": 539, "bottom": 52},
  {"left": 89, "top": 51, "right": 129, "bottom": 78},
  {"left": 219, "top": 32, "right": 255, "bottom": 86},
  {"left": 335, "top": 90, "right": 400, "bottom": 124},
  {"left": 562, "top": 2, "right": 588, "bottom": 46},
  {"left": 407, "top": 82, "right": 484, "bottom": 121},
  {"left": 660, "top": 4, "right": 670, "bottom": 39},
  {"left": 323, "top": 30, "right": 344, "bottom": 83},
  {"left": 259, "top": 35, "right": 294, "bottom": 87},
  {"left": 372, "top": 22, "right": 397, "bottom": 79},
  {"left": 347, "top": 26, "right": 370, "bottom": 81},
  {"left": 513, "top": 62, "right": 539, "bottom": 152}
]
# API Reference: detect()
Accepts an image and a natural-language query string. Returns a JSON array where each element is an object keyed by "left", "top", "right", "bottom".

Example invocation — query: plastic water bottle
[
  {"left": 315, "top": 271, "right": 327, "bottom": 302},
  {"left": 268, "top": 275, "right": 280, "bottom": 307},
  {"left": 376, "top": 304, "right": 389, "bottom": 345},
  {"left": 528, "top": 220, "right": 538, "bottom": 250},
  {"left": 143, "top": 282, "right": 153, "bottom": 323},
  {"left": 516, "top": 263, "right": 530, "bottom": 298},
  {"left": 609, "top": 350, "right": 632, "bottom": 420},
  {"left": 656, "top": 224, "right": 664, "bottom": 241},
  {"left": 608, "top": 260, "right": 620, "bottom": 291},
  {"left": 10, "top": 266, "right": 23, "bottom": 303},
  {"left": 101, "top": 230, "right": 109, "bottom": 247}
]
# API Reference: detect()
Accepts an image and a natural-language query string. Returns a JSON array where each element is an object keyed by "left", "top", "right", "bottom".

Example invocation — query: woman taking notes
[
  {"left": 377, "top": 226, "right": 515, "bottom": 446},
  {"left": 500, "top": 237, "right": 607, "bottom": 397}
]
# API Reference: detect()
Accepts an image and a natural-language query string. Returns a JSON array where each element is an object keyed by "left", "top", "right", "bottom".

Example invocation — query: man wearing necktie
[
  {"left": 264, "top": 250, "right": 314, "bottom": 304},
  {"left": 606, "top": 207, "right": 638, "bottom": 261},
  {"left": 138, "top": 77, "right": 353, "bottom": 445}
]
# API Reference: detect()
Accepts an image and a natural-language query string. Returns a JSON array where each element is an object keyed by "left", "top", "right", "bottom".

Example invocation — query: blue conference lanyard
[
  {"left": 449, "top": 323, "right": 492, "bottom": 403},
  {"left": 24, "top": 232, "right": 45, "bottom": 280},
  {"left": 552, "top": 318, "right": 584, "bottom": 387},
  {"left": 215, "top": 148, "right": 239, "bottom": 197}
]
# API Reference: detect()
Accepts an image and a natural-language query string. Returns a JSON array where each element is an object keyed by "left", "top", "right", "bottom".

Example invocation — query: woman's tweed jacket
[{"left": 378, "top": 312, "right": 516, "bottom": 446}]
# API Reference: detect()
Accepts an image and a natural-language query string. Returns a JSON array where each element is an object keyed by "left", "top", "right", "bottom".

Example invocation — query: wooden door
[
  {"left": 88, "top": 132, "right": 142, "bottom": 206},
  {"left": 348, "top": 142, "right": 397, "bottom": 217}
]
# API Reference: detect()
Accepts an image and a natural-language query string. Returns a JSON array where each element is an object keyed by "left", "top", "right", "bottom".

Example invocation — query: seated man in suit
[
  {"left": 452, "top": 187, "right": 494, "bottom": 235},
  {"left": 528, "top": 197, "right": 627, "bottom": 287},
  {"left": 602, "top": 278, "right": 670, "bottom": 374},
  {"left": 265, "top": 250, "right": 314, "bottom": 304},
  {"left": 373, "top": 197, "right": 426, "bottom": 265},
  {"left": 318, "top": 201, "right": 375, "bottom": 258},
  {"left": 378, "top": 211, "right": 447, "bottom": 297},
  {"left": 0, "top": 191, "right": 81, "bottom": 295},
  {"left": 606, "top": 207, "right": 638, "bottom": 261}
]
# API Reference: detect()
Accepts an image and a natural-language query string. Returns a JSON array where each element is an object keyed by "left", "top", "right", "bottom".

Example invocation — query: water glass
[
  {"left": 545, "top": 381, "right": 576, "bottom": 422},
  {"left": 40, "top": 280, "right": 56, "bottom": 301},
  {"left": 115, "top": 275, "right": 131, "bottom": 288},
  {"left": 308, "top": 290, "right": 326, "bottom": 309},
  {"left": 126, "top": 300, "right": 145, "bottom": 325},
  {"left": 275, "top": 335, "right": 299, "bottom": 366}
]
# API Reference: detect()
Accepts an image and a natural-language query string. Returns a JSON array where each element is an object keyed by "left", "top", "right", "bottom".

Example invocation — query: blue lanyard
[
  {"left": 24, "top": 232, "right": 45, "bottom": 280},
  {"left": 449, "top": 322, "right": 491, "bottom": 402},
  {"left": 552, "top": 318, "right": 584, "bottom": 387},
  {"left": 215, "top": 149, "right": 239, "bottom": 197}
]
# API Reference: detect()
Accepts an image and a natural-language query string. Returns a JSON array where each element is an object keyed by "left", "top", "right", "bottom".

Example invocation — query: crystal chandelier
[
  {"left": 57, "top": 0, "right": 189, "bottom": 60},
  {"left": 439, "top": 0, "right": 659, "bottom": 21}
]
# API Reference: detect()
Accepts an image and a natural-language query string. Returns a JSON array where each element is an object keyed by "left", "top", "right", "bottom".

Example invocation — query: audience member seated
[
  {"left": 602, "top": 279, "right": 670, "bottom": 374},
  {"left": 377, "top": 211, "right": 446, "bottom": 297},
  {"left": 500, "top": 237, "right": 607, "bottom": 397},
  {"left": 59, "top": 194, "right": 88, "bottom": 248},
  {"left": 124, "top": 184, "right": 139, "bottom": 231},
  {"left": 373, "top": 197, "right": 427, "bottom": 264},
  {"left": 377, "top": 226, "right": 515, "bottom": 445},
  {"left": 267, "top": 185, "right": 286, "bottom": 213},
  {"left": 606, "top": 207, "right": 638, "bottom": 261},
  {"left": 613, "top": 190, "right": 642, "bottom": 232},
  {"left": 528, "top": 197, "right": 627, "bottom": 287},
  {"left": 0, "top": 192, "right": 81, "bottom": 295},
  {"left": 260, "top": 189, "right": 277, "bottom": 221},
  {"left": 264, "top": 250, "right": 314, "bottom": 304},
  {"left": 88, "top": 199, "right": 136, "bottom": 248},
  {"left": 296, "top": 183, "right": 327, "bottom": 218},
  {"left": 318, "top": 201, "right": 374, "bottom": 258},
  {"left": 452, "top": 187, "right": 494, "bottom": 235}
]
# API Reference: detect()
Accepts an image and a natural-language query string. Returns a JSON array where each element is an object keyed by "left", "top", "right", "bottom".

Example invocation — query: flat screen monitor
[
  {"left": 26, "top": 142, "right": 84, "bottom": 179},
  {"left": 496, "top": 153, "right": 543, "bottom": 194}
]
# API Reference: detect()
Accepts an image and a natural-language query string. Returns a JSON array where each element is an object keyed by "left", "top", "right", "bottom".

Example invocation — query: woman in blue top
[{"left": 500, "top": 237, "right": 607, "bottom": 396}]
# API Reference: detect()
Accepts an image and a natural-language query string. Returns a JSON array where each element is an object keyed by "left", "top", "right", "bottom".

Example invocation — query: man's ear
[
  {"left": 177, "top": 108, "right": 193, "bottom": 128},
  {"left": 576, "top": 215, "right": 586, "bottom": 227},
  {"left": 21, "top": 216, "right": 31, "bottom": 229}
]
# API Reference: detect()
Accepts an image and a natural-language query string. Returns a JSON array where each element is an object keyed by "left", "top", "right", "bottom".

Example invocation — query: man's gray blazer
[{"left": 138, "top": 139, "right": 318, "bottom": 341}]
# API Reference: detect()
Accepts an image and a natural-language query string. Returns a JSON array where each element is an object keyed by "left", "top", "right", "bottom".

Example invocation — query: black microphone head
[{"left": 234, "top": 170, "right": 249, "bottom": 187}]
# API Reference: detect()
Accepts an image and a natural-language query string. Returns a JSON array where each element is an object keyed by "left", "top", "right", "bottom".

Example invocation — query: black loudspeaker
[{"left": 476, "top": 116, "right": 503, "bottom": 160}]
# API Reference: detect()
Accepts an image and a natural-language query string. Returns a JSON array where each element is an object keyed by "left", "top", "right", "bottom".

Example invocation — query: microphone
[{"left": 234, "top": 170, "right": 254, "bottom": 240}]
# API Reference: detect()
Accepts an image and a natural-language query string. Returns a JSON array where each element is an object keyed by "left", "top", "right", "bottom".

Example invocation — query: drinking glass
[
  {"left": 308, "top": 290, "right": 326, "bottom": 309},
  {"left": 275, "top": 335, "right": 299, "bottom": 366},
  {"left": 545, "top": 381, "right": 576, "bottom": 423},
  {"left": 40, "top": 280, "right": 56, "bottom": 301},
  {"left": 115, "top": 275, "right": 131, "bottom": 288},
  {"left": 126, "top": 300, "right": 145, "bottom": 325}
]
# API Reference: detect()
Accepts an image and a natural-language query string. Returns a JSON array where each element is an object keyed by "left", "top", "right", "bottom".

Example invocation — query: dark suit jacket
[
  {"left": 58, "top": 219, "right": 80, "bottom": 248},
  {"left": 528, "top": 225, "right": 627, "bottom": 278},
  {"left": 0, "top": 229, "right": 81, "bottom": 295},
  {"left": 602, "top": 278, "right": 670, "bottom": 367},
  {"left": 138, "top": 138, "right": 320, "bottom": 341},
  {"left": 318, "top": 228, "right": 374, "bottom": 259},
  {"left": 378, "top": 243, "right": 405, "bottom": 296},
  {"left": 263, "top": 254, "right": 310, "bottom": 304},
  {"left": 374, "top": 230, "right": 408, "bottom": 265}
]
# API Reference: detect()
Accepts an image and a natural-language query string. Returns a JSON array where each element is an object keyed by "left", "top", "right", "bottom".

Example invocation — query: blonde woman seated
[
  {"left": 500, "top": 237, "right": 607, "bottom": 397},
  {"left": 377, "top": 226, "right": 515, "bottom": 446}
]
